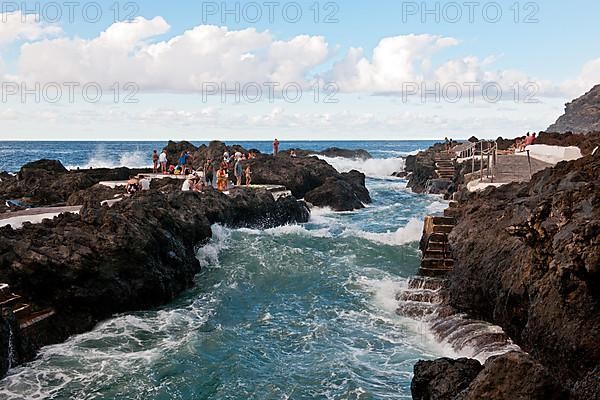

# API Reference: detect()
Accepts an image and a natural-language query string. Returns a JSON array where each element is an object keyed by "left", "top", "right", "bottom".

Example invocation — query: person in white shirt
[
  {"left": 139, "top": 175, "right": 151, "bottom": 191},
  {"left": 181, "top": 178, "right": 192, "bottom": 192},
  {"left": 159, "top": 150, "right": 168, "bottom": 174}
]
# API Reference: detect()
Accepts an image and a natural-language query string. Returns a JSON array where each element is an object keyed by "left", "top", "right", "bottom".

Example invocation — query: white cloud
[
  {"left": 560, "top": 58, "right": 600, "bottom": 98},
  {"left": 0, "top": 11, "right": 61, "bottom": 44},
  {"left": 15, "top": 20, "right": 330, "bottom": 91},
  {"left": 330, "top": 34, "right": 460, "bottom": 92}
]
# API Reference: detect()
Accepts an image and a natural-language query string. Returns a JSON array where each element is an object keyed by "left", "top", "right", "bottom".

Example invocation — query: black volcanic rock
[
  {"left": 163, "top": 140, "right": 198, "bottom": 166},
  {"left": 547, "top": 85, "right": 600, "bottom": 133},
  {"left": 0, "top": 188, "right": 309, "bottom": 376},
  {"left": 411, "top": 358, "right": 483, "bottom": 400},
  {"left": 460, "top": 352, "right": 568, "bottom": 400},
  {"left": 443, "top": 151, "right": 600, "bottom": 393},
  {"left": 285, "top": 147, "right": 372, "bottom": 160},
  {"left": 305, "top": 176, "right": 365, "bottom": 211},
  {"left": 320, "top": 147, "right": 372, "bottom": 160},
  {"left": 245, "top": 154, "right": 370, "bottom": 211}
]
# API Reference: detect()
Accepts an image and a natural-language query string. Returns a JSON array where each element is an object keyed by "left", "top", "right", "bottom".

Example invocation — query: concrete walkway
[
  {"left": 0, "top": 206, "right": 82, "bottom": 228},
  {"left": 467, "top": 153, "right": 553, "bottom": 192}
]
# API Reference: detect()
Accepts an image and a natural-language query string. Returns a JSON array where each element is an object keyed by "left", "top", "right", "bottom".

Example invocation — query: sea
[{"left": 0, "top": 140, "right": 469, "bottom": 399}]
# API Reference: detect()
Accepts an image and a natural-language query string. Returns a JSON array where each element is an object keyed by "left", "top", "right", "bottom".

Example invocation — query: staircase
[
  {"left": 434, "top": 152, "right": 456, "bottom": 180},
  {"left": 0, "top": 283, "right": 55, "bottom": 330},
  {"left": 418, "top": 201, "right": 461, "bottom": 277}
]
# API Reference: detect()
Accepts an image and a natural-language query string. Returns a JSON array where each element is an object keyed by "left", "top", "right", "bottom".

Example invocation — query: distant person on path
[
  {"left": 234, "top": 158, "right": 243, "bottom": 186},
  {"left": 152, "top": 150, "right": 159, "bottom": 173},
  {"left": 245, "top": 165, "right": 252, "bottom": 186},
  {"left": 273, "top": 138, "right": 280, "bottom": 155},
  {"left": 204, "top": 159, "right": 214, "bottom": 187},
  {"left": 159, "top": 150, "right": 168, "bottom": 174}
]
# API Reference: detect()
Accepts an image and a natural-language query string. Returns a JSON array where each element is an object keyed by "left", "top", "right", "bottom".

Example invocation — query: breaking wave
[
  {"left": 316, "top": 155, "right": 405, "bottom": 178},
  {"left": 343, "top": 218, "right": 423, "bottom": 246}
]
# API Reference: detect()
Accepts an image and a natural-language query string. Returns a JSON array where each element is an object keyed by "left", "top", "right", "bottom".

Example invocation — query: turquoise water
[{"left": 0, "top": 141, "right": 458, "bottom": 399}]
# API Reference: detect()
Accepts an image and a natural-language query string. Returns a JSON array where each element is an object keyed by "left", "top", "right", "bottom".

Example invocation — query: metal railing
[{"left": 456, "top": 140, "right": 498, "bottom": 183}]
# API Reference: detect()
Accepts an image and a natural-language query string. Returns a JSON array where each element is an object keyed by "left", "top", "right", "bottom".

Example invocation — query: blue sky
[{"left": 1, "top": 0, "right": 599, "bottom": 140}]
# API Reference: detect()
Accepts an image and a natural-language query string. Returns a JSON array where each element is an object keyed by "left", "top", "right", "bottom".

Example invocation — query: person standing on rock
[
  {"left": 159, "top": 150, "right": 168, "bottom": 174},
  {"left": 204, "top": 159, "right": 214, "bottom": 187},
  {"left": 152, "top": 150, "right": 159, "bottom": 173},
  {"left": 234, "top": 158, "right": 243, "bottom": 186},
  {"left": 273, "top": 138, "right": 280, "bottom": 155},
  {"left": 216, "top": 163, "right": 228, "bottom": 191},
  {"left": 245, "top": 165, "right": 252, "bottom": 186}
]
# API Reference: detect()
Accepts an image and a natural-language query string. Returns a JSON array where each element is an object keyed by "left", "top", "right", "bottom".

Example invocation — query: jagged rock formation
[
  {"left": 435, "top": 151, "right": 600, "bottom": 397},
  {"left": 413, "top": 352, "right": 568, "bottom": 400},
  {"left": 244, "top": 152, "right": 372, "bottom": 211},
  {"left": 0, "top": 160, "right": 152, "bottom": 207},
  {"left": 285, "top": 147, "right": 372, "bottom": 160},
  {"left": 0, "top": 188, "right": 309, "bottom": 378},
  {"left": 547, "top": 85, "right": 600, "bottom": 133}
]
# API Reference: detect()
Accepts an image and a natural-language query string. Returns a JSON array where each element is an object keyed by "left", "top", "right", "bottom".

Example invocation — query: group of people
[
  {"left": 125, "top": 175, "right": 151, "bottom": 195},
  {"left": 514, "top": 132, "right": 537, "bottom": 152}
]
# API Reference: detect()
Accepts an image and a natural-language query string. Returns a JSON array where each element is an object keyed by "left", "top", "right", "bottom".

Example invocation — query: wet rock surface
[
  {"left": 0, "top": 188, "right": 309, "bottom": 377},
  {"left": 411, "top": 358, "right": 483, "bottom": 400},
  {"left": 443, "top": 152, "right": 600, "bottom": 396}
]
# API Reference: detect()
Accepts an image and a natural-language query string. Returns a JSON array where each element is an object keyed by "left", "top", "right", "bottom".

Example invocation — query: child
[
  {"left": 245, "top": 165, "right": 252, "bottom": 186},
  {"left": 217, "top": 165, "right": 228, "bottom": 191}
]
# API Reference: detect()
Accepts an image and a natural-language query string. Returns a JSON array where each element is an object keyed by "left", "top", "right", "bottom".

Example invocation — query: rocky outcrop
[
  {"left": 442, "top": 151, "right": 600, "bottom": 395},
  {"left": 535, "top": 131, "right": 600, "bottom": 156},
  {"left": 245, "top": 154, "right": 371, "bottom": 211},
  {"left": 0, "top": 161, "right": 153, "bottom": 207},
  {"left": 0, "top": 187, "right": 309, "bottom": 377},
  {"left": 547, "top": 85, "right": 600, "bottom": 134},
  {"left": 412, "top": 358, "right": 483, "bottom": 400},
  {"left": 285, "top": 147, "right": 372, "bottom": 160},
  {"left": 412, "top": 352, "right": 568, "bottom": 400}
]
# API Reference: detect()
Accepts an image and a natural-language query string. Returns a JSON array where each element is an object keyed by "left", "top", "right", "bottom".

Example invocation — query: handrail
[{"left": 454, "top": 140, "right": 498, "bottom": 183}]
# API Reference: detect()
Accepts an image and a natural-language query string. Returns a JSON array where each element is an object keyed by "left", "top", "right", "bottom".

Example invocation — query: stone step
[
  {"left": 435, "top": 163, "right": 454, "bottom": 168},
  {"left": 432, "top": 216, "right": 456, "bottom": 226},
  {"left": 429, "top": 233, "right": 448, "bottom": 243},
  {"left": 408, "top": 276, "right": 447, "bottom": 290},
  {"left": 419, "top": 267, "right": 453, "bottom": 278},
  {"left": 0, "top": 293, "right": 22, "bottom": 308},
  {"left": 421, "top": 258, "right": 455, "bottom": 269},
  {"left": 18, "top": 308, "right": 55, "bottom": 330},
  {"left": 427, "top": 241, "right": 447, "bottom": 251},
  {"left": 0, "top": 283, "right": 11, "bottom": 300},
  {"left": 397, "top": 290, "right": 439, "bottom": 303},
  {"left": 397, "top": 301, "right": 436, "bottom": 318},
  {"left": 424, "top": 249, "right": 449, "bottom": 259},
  {"left": 12, "top": 303, "right": 32, "bottom": 320},
  {"left": 432, "top": 224, "right": 454, "bottom": 234},
  {"left": 444, "top": 208, "right": 462, "bottom": 218}
]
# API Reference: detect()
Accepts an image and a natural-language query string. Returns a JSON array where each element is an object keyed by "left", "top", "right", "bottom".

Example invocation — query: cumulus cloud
[
  {"left": 15, "top": 19, "right": 330, "bottom": 91},
  {"left": 0, "top": 11, "right": 61, "bottom": 44},
  {"left": 560, "top": 58, "right": 600, "bottom": 98},
  {"left": 330, "top": 34, "right": 460, "bottom": 92}
]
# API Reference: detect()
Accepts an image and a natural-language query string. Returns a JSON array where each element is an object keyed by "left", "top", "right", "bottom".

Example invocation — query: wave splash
[
  {"left": 316, "top": 155, "right": 405, "bottom": 177},
  {"left": 67, "top": 145, "right": 151, "bottom": 169}
]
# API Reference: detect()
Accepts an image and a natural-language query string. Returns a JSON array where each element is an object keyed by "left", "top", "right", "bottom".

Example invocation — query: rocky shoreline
[
  {"left": 0, "top": 141, "right": 371, "bottom": 378},
  {"left": 409, "top": 135, "right": 600, "bottom": 399}
]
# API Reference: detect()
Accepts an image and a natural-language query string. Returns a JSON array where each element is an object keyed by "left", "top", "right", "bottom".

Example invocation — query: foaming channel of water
[{"left": 0, "top": 177, "right": 461, "bottom": 399}]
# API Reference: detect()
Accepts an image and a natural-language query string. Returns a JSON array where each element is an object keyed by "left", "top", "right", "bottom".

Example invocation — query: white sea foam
[
  {"left": 316, "top": 155, "right": 405, "bottom": 177},
  {"left": 344, "top": 218, "right": 423, "bottom": 246},
  {"left": 67, "top": 146, "right": 151, "bottom": 170},
  {"left": 426, "top": 200, "right": 449, "bottom": 214},
  {"left": 196, "top": 225, "right": 230, "bottom": 267}
]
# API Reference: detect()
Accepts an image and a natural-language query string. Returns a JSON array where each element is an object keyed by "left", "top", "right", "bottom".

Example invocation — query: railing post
[
  {"left": 527, "top": 150, "right": 532, "bottom": 180},
  {"left": 480, "top": 142, "right": 484, "bottom": 182}
]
